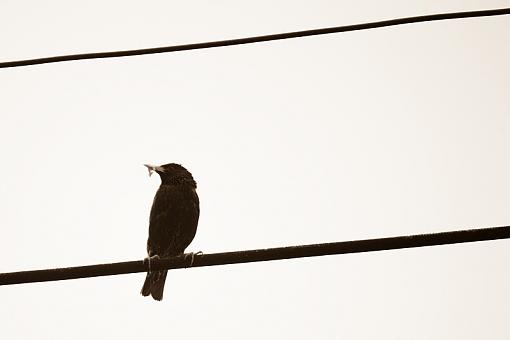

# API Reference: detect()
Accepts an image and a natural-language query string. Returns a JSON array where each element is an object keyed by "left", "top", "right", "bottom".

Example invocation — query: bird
[{"left": 140, "top": 163, "right": 200, "bottom": 301}]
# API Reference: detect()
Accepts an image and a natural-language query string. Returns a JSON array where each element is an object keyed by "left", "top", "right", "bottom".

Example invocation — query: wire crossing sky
[
  {"left": 1, "top": 225, "right": 510, "bottom": 286},
  {"left": 0, "top": 7, "right": 509, "bottom": 69}
]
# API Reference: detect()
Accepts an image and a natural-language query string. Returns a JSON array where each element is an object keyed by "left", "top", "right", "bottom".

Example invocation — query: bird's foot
[
  {"left": 143, "top": 255, "right": 160, "bottom": 273},
  {"left": 184, "top": 251, "right": 203, "bottom": 268}
]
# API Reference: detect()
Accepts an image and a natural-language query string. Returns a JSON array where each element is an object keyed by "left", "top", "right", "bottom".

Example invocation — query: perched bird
[{"left": 141, "top": 163, "right": 200, "bottom": 301}]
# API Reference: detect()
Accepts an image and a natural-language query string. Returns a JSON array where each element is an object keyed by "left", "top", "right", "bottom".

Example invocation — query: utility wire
[
  {"left": 1, "top": 225, "right": 509, "bottom": 286},
  {"left": 1, "top": 7, "right": 509, "bottom": 69}
]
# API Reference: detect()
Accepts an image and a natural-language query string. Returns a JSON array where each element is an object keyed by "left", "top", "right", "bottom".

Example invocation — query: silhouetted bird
[{"left": 141, "top": 163, "right": 200, "bottom": 301}]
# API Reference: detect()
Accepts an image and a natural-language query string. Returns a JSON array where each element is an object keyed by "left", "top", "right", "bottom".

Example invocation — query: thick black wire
[
  {"left": 1, "top": 7, "right": 509, "bottom": 69},
  {"left": 1, "top": 225, "right": 509, "bottom": 286}
]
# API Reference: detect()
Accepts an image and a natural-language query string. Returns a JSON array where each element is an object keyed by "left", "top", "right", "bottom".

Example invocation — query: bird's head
[{"left": 144, "top": 163, "right": 196, "bottom": 187}]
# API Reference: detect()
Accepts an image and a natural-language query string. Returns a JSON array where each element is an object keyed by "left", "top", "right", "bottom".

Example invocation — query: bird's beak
[{"left": 144, "top": 164, "right": 165, "bottom": 177}]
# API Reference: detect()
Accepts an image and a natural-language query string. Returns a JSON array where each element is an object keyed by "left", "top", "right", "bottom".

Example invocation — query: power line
[
  {"left": 1, "top": 7, "right": 509, "bottom": 69},
  {"left": 1, "top": 225, "right": 509, "bottom": 286}
]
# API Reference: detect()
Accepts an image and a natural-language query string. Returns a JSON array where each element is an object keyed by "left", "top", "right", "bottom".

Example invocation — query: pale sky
[{"left": 1, "top": 1, "right": 510, "bottom": 339}]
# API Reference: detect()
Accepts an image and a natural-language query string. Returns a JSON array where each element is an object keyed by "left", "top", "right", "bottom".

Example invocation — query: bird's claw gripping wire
[
  {"left": 184, "top": 251, "right": 203, "bottom": 268},
  {"left": 143, "top": 255, "right": 160, "bottom": 273}
]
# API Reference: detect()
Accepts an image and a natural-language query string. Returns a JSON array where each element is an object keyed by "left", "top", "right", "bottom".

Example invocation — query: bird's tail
[{"left": 141, "top": 270, "right": 168, "bottom": 301}]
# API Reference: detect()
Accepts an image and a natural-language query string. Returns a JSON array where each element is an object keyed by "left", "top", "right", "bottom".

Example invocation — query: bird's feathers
[
  {"left": 141, "top": 270, "right": 167, "bottom": 301},
  {"left": 147, "top": 185, "right": 199, "bottom": 257},
  {"left": 141, "top": 163, "right": 199, "bottom": 301}
]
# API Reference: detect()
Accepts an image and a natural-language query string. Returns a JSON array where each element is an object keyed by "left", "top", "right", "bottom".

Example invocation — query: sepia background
[{"left": 1, "top": 1, "right": 509, "bottom": 339}]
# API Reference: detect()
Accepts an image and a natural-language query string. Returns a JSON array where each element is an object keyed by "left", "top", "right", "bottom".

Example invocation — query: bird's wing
[{"left": 147, "top": 185, "right": 199, "bottom": 257}]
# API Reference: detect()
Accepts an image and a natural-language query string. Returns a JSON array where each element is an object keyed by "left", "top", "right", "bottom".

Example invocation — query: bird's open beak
[{"left": 144, "top": 164, "right": 165, "bottom": 177}]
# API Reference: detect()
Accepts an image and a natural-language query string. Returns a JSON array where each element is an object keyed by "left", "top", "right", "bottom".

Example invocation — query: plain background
[{"left": 1, "top": 1, "right": 509, "bottom": 339}]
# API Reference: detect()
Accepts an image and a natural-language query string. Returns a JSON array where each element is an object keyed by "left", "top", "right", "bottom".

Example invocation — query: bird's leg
[
  {"left": 184, "top": 251, "right": 203, "bottom": 267},
  {"left": 143, "top": 255, "right": 160, "bottom": 273}
]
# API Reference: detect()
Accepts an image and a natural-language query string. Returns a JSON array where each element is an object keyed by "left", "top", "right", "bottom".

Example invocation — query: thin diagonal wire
[
  {"left": 1, "top": 225, "right": 509, "bottom": 286},
  {"left": 1, "top": 7, "right": 509, "bottom": 69}
]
